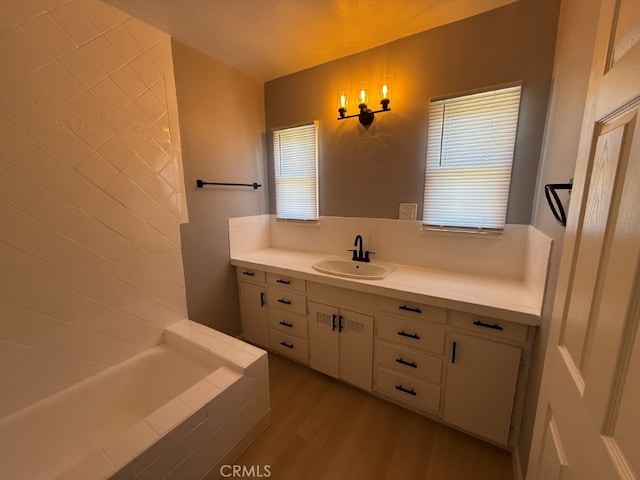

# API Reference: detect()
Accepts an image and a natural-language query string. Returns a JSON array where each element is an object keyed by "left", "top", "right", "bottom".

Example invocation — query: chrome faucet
[{"left": 350, "top": 234, "right": 374, "bottom": 262}]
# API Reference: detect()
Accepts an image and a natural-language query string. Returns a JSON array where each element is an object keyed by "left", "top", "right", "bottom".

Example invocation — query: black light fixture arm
[
  {"left": 338, "top": 91, "right": 392, "bottom": 127},
  {"left": 337, "top": 107, "right": 391, "bottom": 121}
]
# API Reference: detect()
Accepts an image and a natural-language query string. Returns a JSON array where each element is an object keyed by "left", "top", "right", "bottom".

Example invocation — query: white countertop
[{"left": 230, "top": 248, "right": 542, "bottom": 326}]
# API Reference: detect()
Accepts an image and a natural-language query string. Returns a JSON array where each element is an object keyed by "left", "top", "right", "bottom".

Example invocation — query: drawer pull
[
  {"left": 242, "top": 271, "right": 255, "bottom": 276},
  {"left": 395, "top": 357, "right": 417, "bottom": 368},
  {"left": 277, "top": 299, "right": 292, "bottom": 305},
  {"left": 397, "top": 330, "right": 420, "bottom": 340},
  {"left": 399, "top": 305, "right": 422, "bottom": 314},
  {"left": 260, "top": 291, "right": 265, "bottom": 307},
  {"left": 276, "top": 279, "right": 291, "bottom": 285},
  {"left": 279, "top": 321, "right": 293, "bottom": 328},
  {"left": 339, "top": 315, "right": 344, "bottom": 333},
  {"left": 280, "top": 341, "right": 294, "bottom": 349},
  {"left": 332, "top": 314, "right": 337, "bottom": 332},
  {"left": 473, "top": 320, "right": 504, "bottom": 331},
  {"left": 395, "top": 385, "right": 417, "bottom": 396},
  {"left": 451, "top": 341, "right": 457, "bottom": 364}
]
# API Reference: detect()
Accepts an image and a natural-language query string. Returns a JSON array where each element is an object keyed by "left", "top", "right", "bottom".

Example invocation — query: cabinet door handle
[
  {"left": 472, "top": 320, "right": 504, "bottom": 331},
  {"left": 395, "top": 357, "right": 417, "bottom": 368},
  {"left": 277, "top": 299, "right": 291, "bottom": 305},
  {"left": 339, "top": 315, "right": 344, "bottom": 333},
  {"left": 451, "top": 341, "right": 457, "bottom": 364},
  {"left": 332, "top": 314, "right": 336, "bottom": 332},
  {"left": 280, "top": 341, "right": 294, "bottom": 349},
  {"left": 397, "top": 330, "right": 420, "bottom": 340},
  {"left": 279, "top": 321, "right": 293, "bottom": 328},
  {"left": 242, "top": 271, "right": 255, "bottom": 276},
  {"left": 276, "top": 279, "right": 290, "bottom": 285},
  {"left": 399, "top": 305, "right": 422, "bottom": 314},
  {"left": 395, "top": 385, "right": 417, "bottom": 396},
  {"left": 260, "top": 291, "right": 265, "bottom": 307}
]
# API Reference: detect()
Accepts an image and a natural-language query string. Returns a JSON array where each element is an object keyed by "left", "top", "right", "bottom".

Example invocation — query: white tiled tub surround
[
  {"left": 0, "top": 320, "right": 270, "bottom": 480},
  {"left": 0, "top": 0, "right": 189, "bottom": 419},
  {"left": 229, "top": 214, "right": 552, "bottom": 308}
]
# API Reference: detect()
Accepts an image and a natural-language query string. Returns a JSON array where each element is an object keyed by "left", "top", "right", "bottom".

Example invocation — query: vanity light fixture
[{"left": 337, "top": 80, "right": 392, "bottom": 127}]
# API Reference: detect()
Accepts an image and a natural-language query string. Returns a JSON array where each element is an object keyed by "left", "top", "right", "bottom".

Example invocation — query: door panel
[
  {"left": 444, "top": 333, "right": 521, "bottom": 445},
  {"left": 582, "top": 112, "right": 640, "bottom": 428},
  {"left": 308, "top": 302, "right": 339, "bottom": 378},
  {"left": 238, "top": 282, "right": 268, "bottom": 347},
  {"left": 609, "top": 0, "right": 640, "bottom": 67},
  {"left": 536, "top": 410, "right": 568, "bottom": 480},
  {"left": 338, "top": 309, "right": 373, "bottom": 391},
  {"left": 612, "top": 323, "right": 640, "bottom": 476},
  {"left": 560, "top": 122, "right": 624, "bottom": 371}
]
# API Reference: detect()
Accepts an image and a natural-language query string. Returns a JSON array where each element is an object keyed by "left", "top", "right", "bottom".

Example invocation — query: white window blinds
[
  {"left": 273, "top": 122, "right": 318, "bottom": 220},
  {"left": 423, "top": 85, "right": 522, "bottom": 231}
]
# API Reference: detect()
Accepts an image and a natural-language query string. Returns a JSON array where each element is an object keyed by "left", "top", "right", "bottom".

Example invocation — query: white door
[
  {"left": 444, "top": 333, "right": 520, "bottom": 446},
  {"left": 338, "top": 309, "right": 374, "bottom": 391},
  {"left": 308, "top": 301, "right": 340, "bottom": 379},
  {"left": 528, "top": 0, "right": 640, "bottom": 478},
  {"left": 238, "top": 282, "right": 268, "bottom": 347}
]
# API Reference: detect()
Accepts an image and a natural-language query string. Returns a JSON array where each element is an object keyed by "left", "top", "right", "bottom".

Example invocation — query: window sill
[
  {"left": 421, "top": 225, "right": 505, "bottom": 236},
  {"left": 275, "top": 217, "right": 320, "bottom": 226}
]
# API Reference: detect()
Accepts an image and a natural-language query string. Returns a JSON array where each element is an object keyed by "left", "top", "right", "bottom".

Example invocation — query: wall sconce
[{"left": 337, "top": 80, "right": 392, "bottom": 127}]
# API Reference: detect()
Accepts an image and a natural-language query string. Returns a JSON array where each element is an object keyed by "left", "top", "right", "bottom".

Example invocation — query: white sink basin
[{"left": 312, "top": 259, "right": 394, "bottom": 280}]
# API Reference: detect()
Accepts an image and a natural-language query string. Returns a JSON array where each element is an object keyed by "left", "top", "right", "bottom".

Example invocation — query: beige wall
[
  {"left": 171, "top": 40, "right": 267, "bottom": 337},
  {"left": 519, "top": 0, "right": 602, "bottom": 474},
  {"left": 0, "top": 0, "right": 188, "bottom": 419},
  {"left": 265, "top": 0, "right": 560, "bottom": 223}
]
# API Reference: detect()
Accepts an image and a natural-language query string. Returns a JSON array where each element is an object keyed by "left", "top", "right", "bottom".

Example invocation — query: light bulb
[{"left": 359, "top": 89, "right": 367, "bottom": 105}]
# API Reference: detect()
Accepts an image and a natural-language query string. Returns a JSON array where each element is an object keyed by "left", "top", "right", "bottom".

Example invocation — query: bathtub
[{"left": 0, "top": 320, "right": 270, "bottom": 480}]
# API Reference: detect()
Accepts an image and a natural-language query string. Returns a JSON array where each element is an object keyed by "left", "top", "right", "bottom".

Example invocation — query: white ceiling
[{"left": 104, "top": 0, "right": 517, "bottom": 81}]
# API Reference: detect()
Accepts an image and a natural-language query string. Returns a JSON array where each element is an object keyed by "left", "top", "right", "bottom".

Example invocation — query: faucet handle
[
  {"left": 348, "top": 249, "right": 358, "bottom": 261},
  {"left": 364, "top": 251, "right": 375, "bottom": 262}
]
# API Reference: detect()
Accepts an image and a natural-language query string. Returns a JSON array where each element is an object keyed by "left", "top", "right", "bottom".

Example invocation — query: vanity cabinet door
[
  {"left": 308, "top": 301, "right": 373, "bottom": 391},
  {"left": 339, "top": 309, "right": 374, "bottom": 391},
  {"left": 308, "top": 302, "right": 340, "bottom": 379},
  {"left": 443, "top": 333, "right": 520, "bottom": 445},
  {"left": 238, "top": 282, "right": 268, "bottom": 347}
]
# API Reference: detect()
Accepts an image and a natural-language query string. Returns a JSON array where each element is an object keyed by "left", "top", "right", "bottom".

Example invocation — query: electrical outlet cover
[{"left": 399, "top": 203, "right": 417, "bottom": 221}]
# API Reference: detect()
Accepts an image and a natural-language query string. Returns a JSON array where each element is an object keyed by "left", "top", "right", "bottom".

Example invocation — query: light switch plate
[{"left": 399, "top": 203, "right": 417, "bottom": 221}]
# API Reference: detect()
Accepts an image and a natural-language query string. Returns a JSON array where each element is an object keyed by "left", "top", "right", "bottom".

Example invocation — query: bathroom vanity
[
  {"left": 233, "top": 250, "right": 541, "bottom": 448},
  {"left": 229, "top": 215, "right": 551, "bottom": 449}
]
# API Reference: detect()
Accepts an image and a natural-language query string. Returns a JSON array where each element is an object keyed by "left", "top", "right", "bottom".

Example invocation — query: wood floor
[{"left": 232, "top": 353, "right": 514, "bottom": 480}]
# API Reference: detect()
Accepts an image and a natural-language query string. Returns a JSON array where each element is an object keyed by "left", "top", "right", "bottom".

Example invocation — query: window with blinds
[
  {"left": 422, "top": 84, "right": 522, "bottom": 231},
  {"left": 273, "top": 122, "right": 318, "bottom": 221}
]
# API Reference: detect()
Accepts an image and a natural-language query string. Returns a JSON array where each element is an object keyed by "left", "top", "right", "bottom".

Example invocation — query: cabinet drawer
[
  {"left": 375, "top": 366, "right": 440, "bottom": 413},
  {"left": 377, "top": 315, "right": 445, "bottom": 355},
  {"left": 268, "top": 288, "right": 306, "bottom": 315},
  {"left": 376, "top": 340, "right": 442, "bottom": 384},
  {"left": 269, "top": 310, "right": 308, "bottom": 340},
  {"left": 450, "top": 311, "right": 528, "bottom": 343},
  {"left": 379, "top": 297, "right": 447, "bottom": 324},
  {"left": 270, "top": 330, "right": 309, "bottom": 362},
  {"left": 236, "top": 268, "right": 265, "bottom": 284},
  {"left": 267, "top": 272, "right": 306, "bottom": 293}
]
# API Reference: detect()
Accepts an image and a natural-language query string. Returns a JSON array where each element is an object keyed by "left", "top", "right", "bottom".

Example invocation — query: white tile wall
[
  {"left": 0, "top": 0, "right": 189, "bottom": 419},
  {"left": 229, "top": 214, "right": 531, "bottom": 279}
]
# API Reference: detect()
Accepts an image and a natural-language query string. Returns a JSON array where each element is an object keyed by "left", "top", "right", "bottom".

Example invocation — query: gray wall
[
  {"left": 172, "top": 40, "right": 267, "bottom": 336},
  {"left": 265, "top": 0, "right": 560, "bottom": 223}
]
